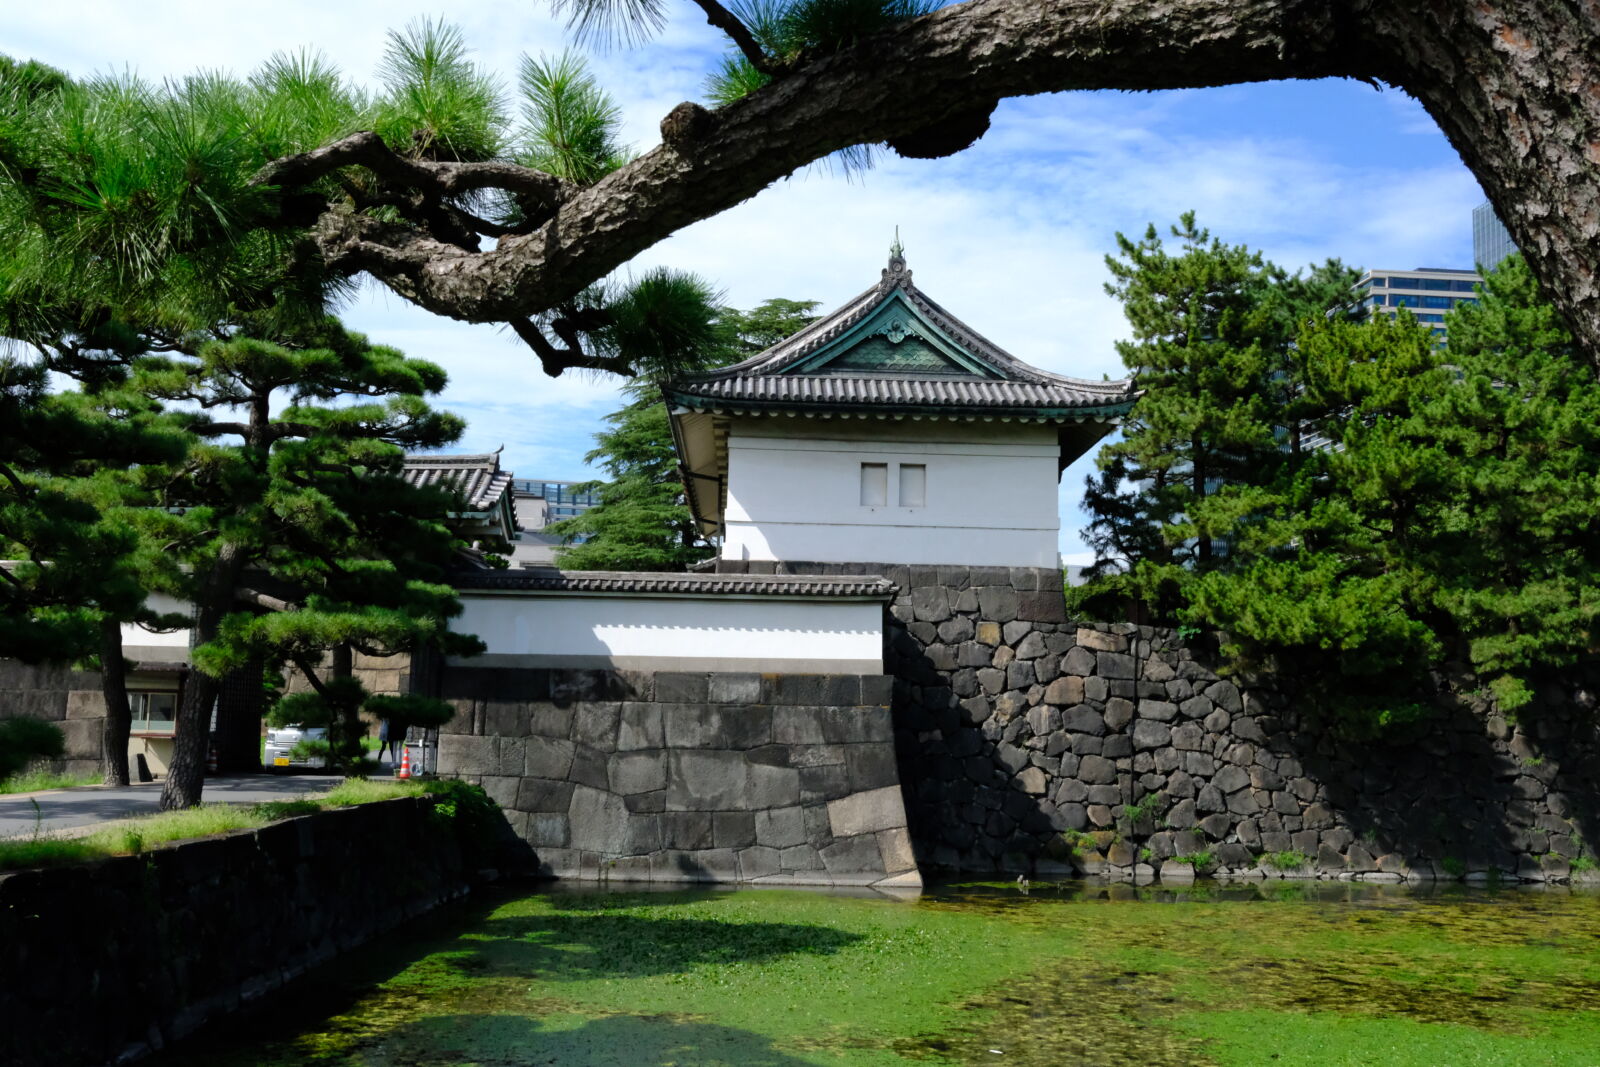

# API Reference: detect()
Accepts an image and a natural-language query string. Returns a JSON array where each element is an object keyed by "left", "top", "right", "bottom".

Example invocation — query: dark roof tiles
[
  {"left": 453, "top": 569, "right": 897, "bottom": 599},
  {"left": 402, "top": 451, "right": 514, "bottom": 512}
]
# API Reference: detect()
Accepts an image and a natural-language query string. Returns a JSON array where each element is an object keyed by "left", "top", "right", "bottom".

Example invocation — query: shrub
[
  {"left": 1260, "top": 850, "right": 1310, "bottom": 870},
  {"left": 421, "top": 778, "right": 503, "bottom": 869},
  {"left": 0, "top": 717, "right": 66, "bottom": 780}
]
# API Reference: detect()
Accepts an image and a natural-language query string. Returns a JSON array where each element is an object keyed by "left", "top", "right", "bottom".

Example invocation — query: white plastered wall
[
  {"left": 721, "top": 417, "right": 1060, "bottom": 567},
  {"left": 451, "top": 592, "right": 884, "bottom": 673},
  {"left": 119, "top": 593, "right": 192, "bottom": 662}
]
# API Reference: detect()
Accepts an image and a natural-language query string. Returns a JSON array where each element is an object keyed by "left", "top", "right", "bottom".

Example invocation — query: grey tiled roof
[
  {"left": 402, "top": 451, "right": 515, "bottom": 512},
  {"left": 453, "top": 569, "right": 897, "bottom": 599},
  {"left": 670, "top": 373, "right": 1130, "bottom": 414},
  {"left": 666, "top": 256, "right": 1135, "bottom": 416}
]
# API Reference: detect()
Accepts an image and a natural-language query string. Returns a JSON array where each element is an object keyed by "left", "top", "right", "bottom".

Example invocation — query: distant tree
[
  {"left": 1182, "top": 313, "right": 1450, "bottom": 729},
  {"left": 1076, "top": 213, "right": 1356, "bottom": 617},
  {"left": 1177, "top": 255, "right": 1600, "bottom": 728},
  {"left": 550, "top": 296, "right": 818, "bottom": 571}
]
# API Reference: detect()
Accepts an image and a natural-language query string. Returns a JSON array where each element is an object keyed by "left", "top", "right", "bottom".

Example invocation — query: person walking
[{"left": 377, "top": 717, "right": 402, "bottom": 764}]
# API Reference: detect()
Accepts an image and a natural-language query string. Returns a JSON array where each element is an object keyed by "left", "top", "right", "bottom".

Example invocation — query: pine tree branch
[
  {"left": 508, "top": 318, "right": 636, "bottom": 377},
  {"left": 291, "top": 653, "right": 332, "bottom": 699},
  {"left": 690, "top": 0, "right": 777, "bottom": 76},
  {"left": 236, "top": 587, "right": 297, "bottom": 613},
  {"left": 250, "top": 131, "right": 575, "bottom": 221},
  {"left": 297, "top": 0, "right": 1358, "bottom": 330}
]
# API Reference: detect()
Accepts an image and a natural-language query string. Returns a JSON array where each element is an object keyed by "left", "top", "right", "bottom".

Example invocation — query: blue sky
[{"left": 11, "top": 1, "right": 1488, "bottom": 561}]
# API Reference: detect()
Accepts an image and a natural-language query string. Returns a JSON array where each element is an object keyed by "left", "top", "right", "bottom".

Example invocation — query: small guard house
[{"left": 666, "top": 248, "right": 1136, "bottom": 568}]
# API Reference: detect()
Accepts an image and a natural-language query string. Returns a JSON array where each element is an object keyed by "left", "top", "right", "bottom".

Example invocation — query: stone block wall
[
  {"left": 438, "top": 666, "right": 920, "bottom": 888},
  {"left": 0, "top": 797, "right": 467, "bottom": 1067},
  {"left": 721, "top": 561, "right": 1600, "bottom": 883},
  {"left": 0, "top": 659, "right": 106, "bottom": 778}
]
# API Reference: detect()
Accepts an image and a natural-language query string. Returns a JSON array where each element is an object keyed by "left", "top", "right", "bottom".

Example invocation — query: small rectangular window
[
  {"left": 860, "top": 463, "right": 887, "bottom": 506},
  {"left": 899, "top": 464, "right": 926, "bottom": 507}
]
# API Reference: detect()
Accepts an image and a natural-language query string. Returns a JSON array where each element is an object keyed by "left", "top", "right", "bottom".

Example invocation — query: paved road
[{"left": 0, "top": 773, "right": 343, "bottom": 839}]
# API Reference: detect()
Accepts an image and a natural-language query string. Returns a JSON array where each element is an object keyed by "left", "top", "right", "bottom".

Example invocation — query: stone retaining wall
[
  {"left": 0, "top": 660, "right": 106, "bottom": 779},
  {"left": 0, "top": 797, "right": 468, "bottom": 1067},
  {"left": 438, "top": 666, "right": 920, "bottom": 888},
  {"left": 719, "top": 561, "right": 1600, "bottom": 883}
]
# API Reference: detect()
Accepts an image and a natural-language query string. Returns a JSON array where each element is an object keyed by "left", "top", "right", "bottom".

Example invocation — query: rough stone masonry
[{"left": 717, "top": 560, "right": 1600, "bottom": 884}]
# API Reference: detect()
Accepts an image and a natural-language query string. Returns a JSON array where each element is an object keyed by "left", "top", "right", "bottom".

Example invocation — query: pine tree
[
  {"left": 124, "top": 319, "right": 482, "bottom": 806},
  {"left": 1183, "top": 312, "right": 1451, "bottom": 729},
  {"left": 1417, "top": 256, "right": 1600, "bottom": 711},
  {"left": 550, "top": 297, "right": 819, "bottom": 571},
  {"left": 1079, "top": 214, "right": 1335, "bottom": 616}
]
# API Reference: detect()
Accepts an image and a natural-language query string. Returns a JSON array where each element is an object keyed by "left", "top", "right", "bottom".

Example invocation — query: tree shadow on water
[
  {"left": 376, "top": 1012, "right": 819, "bottom": 1066},
  {"left": 435, "top": 911, "right": 864, "bottom": 982}
]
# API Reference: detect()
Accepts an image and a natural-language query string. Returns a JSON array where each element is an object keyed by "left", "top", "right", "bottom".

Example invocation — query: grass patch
[
  {"left": 321, "top": 777, "right": 425, "bottom": 806},
  {"left": 0, "top": 769, "right": 100, "bottom": 794},
  {"left": 0, "top": 777, "right": 429, "bottom": 872},
  {"left": 1171, "top": 851, "right": 1215, "bottom": 867},
  {"left": 1260, "top": 849, "right": 1311, "bottom": 870}
]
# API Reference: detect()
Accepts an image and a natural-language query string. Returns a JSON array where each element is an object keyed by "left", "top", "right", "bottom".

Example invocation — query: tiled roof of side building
[
  {"left": 401, "top": 450, "right": 515, "bottom": 512},
  {"left": 452, "top": 569, "right": 898, "bottom": 599}
]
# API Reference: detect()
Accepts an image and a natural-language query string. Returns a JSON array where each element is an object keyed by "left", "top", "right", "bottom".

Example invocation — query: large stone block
[
  {"left": 749, "top": 763, "right": 802, "bottom": 808},
  {"left": 667, "top": 750, "right": 750, "bottom": 810},
  {"left": 977, "top": 585, "right": 1020, "bottom": 622},
  {"left": 524, "top": 702, "right": 575, "bottom": 740},
  {"left": 707, "top": 672, "right": 762, "bottom": 704},
  {"left": 1044, "top": 676, "right": 1085, "bottom": 706},
  {"left": 827, "top": 786, "right": 907, "bottom": 838},
  {"left": 663, "top": 810, "right": 714, "bottom": 850},
  {"left": 820, "top": 833, "right": 885, "bottom": 877},
  {"left": 713, "top": 811, "right": 756, "bottom": 848},
  {"left": 516, "top": 777, "right": 575, "bottom": 813},
  {"left": 655, "top": 672, "right": 709, "bottom": 703},
  {"left": 571, "top": 703, "right": 622, "bottom": 752},
  {"left": 771, "top": 705, "right": 827, "bottom": 745},
  {"left": 617, "top": 702, "right": 663, "bottom": 750},
  {"left": 845, "top": 743, "right": 900, "bottom": 792},
  {"left": 755, "top": 806, "right": 808, "bottom": 849},
  {"left": 1078, "top": 754, "right": 1117, "bottom": 785},
  {"left": 567, "top": 785, "right": 633, "bottom": 855},
  {"left": 1097, "top": 652, "right": 1137, "bottom": 680},
  {"left": 1018, "top": 591, "right": 1068, "bottom": 623},
  {"left": 524, "top": 737, "right": 576, "bottom": 780},
  {"left": 439, "top": 734, "right": 497, "bottom": 777},
  {"left": 609, "top": 750, "right": 668, "bottom": 795},
  {"left": 1132, "top": 720, "right": 1172, "bottom": 751}
]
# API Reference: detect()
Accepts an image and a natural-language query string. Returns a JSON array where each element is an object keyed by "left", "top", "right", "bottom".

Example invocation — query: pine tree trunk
[
  {"left": 160, "top": 542, "right": 244, "bottom": 810},
  {"left": 329, "top": 643, "right": 359, "bottom": 769},
  {"left": 1363, "top": 1, "right": 1600, "bottom": 367},
  {"left": 98, "top": 617, "right": 131, "bottom": 787}
]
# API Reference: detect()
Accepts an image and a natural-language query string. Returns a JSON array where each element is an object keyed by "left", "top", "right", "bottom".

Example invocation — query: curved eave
[{"left": 663, "top": 390, "right": 1134, "bottom": 423}]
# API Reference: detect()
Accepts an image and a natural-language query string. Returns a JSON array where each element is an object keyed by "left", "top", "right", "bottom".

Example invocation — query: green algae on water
[{"left": 151, "top": 881, "right": 1600, "bottom": 1067}]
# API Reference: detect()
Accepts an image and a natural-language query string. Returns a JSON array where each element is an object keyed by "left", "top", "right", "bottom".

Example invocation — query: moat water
[{"left": 153, "top": 879, "right": 1600, "bottom": 1066}]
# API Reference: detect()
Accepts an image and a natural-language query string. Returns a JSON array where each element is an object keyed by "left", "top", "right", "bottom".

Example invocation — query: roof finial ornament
[{"left": 882, "top": 225, "right": 910, "bottom": 289}]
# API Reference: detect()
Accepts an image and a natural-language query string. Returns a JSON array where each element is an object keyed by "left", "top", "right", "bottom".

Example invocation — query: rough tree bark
[
  {"left": 261, "top": 0, "right": 1600, "bottom": 368},
  {"left": 158, "top": 540, "right": 243, "bottom": 809},
  {"left": 98, "top": 616, "right": 130, "bottom": 787}
]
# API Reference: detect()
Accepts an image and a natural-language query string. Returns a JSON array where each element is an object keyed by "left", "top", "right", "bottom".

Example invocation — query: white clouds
[{"left": 12, "top": 2, "right": 1485, "bottom": 558}]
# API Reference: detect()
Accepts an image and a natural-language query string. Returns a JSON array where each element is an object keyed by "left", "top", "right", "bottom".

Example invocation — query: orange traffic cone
[{"left": 397, "top": 745, "right": 411, "bottom": 779}]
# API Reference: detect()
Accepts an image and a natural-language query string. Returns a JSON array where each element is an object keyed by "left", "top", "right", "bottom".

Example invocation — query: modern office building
[
  {"left": 507, "top": 478, "right": 603, "bottom": 567},
  {"left": 1353, "top": 267, "right": 1483, "bottom": 341},
  {"left": 1472, "top": 200, "right": 1518, "bottom": 270}
]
